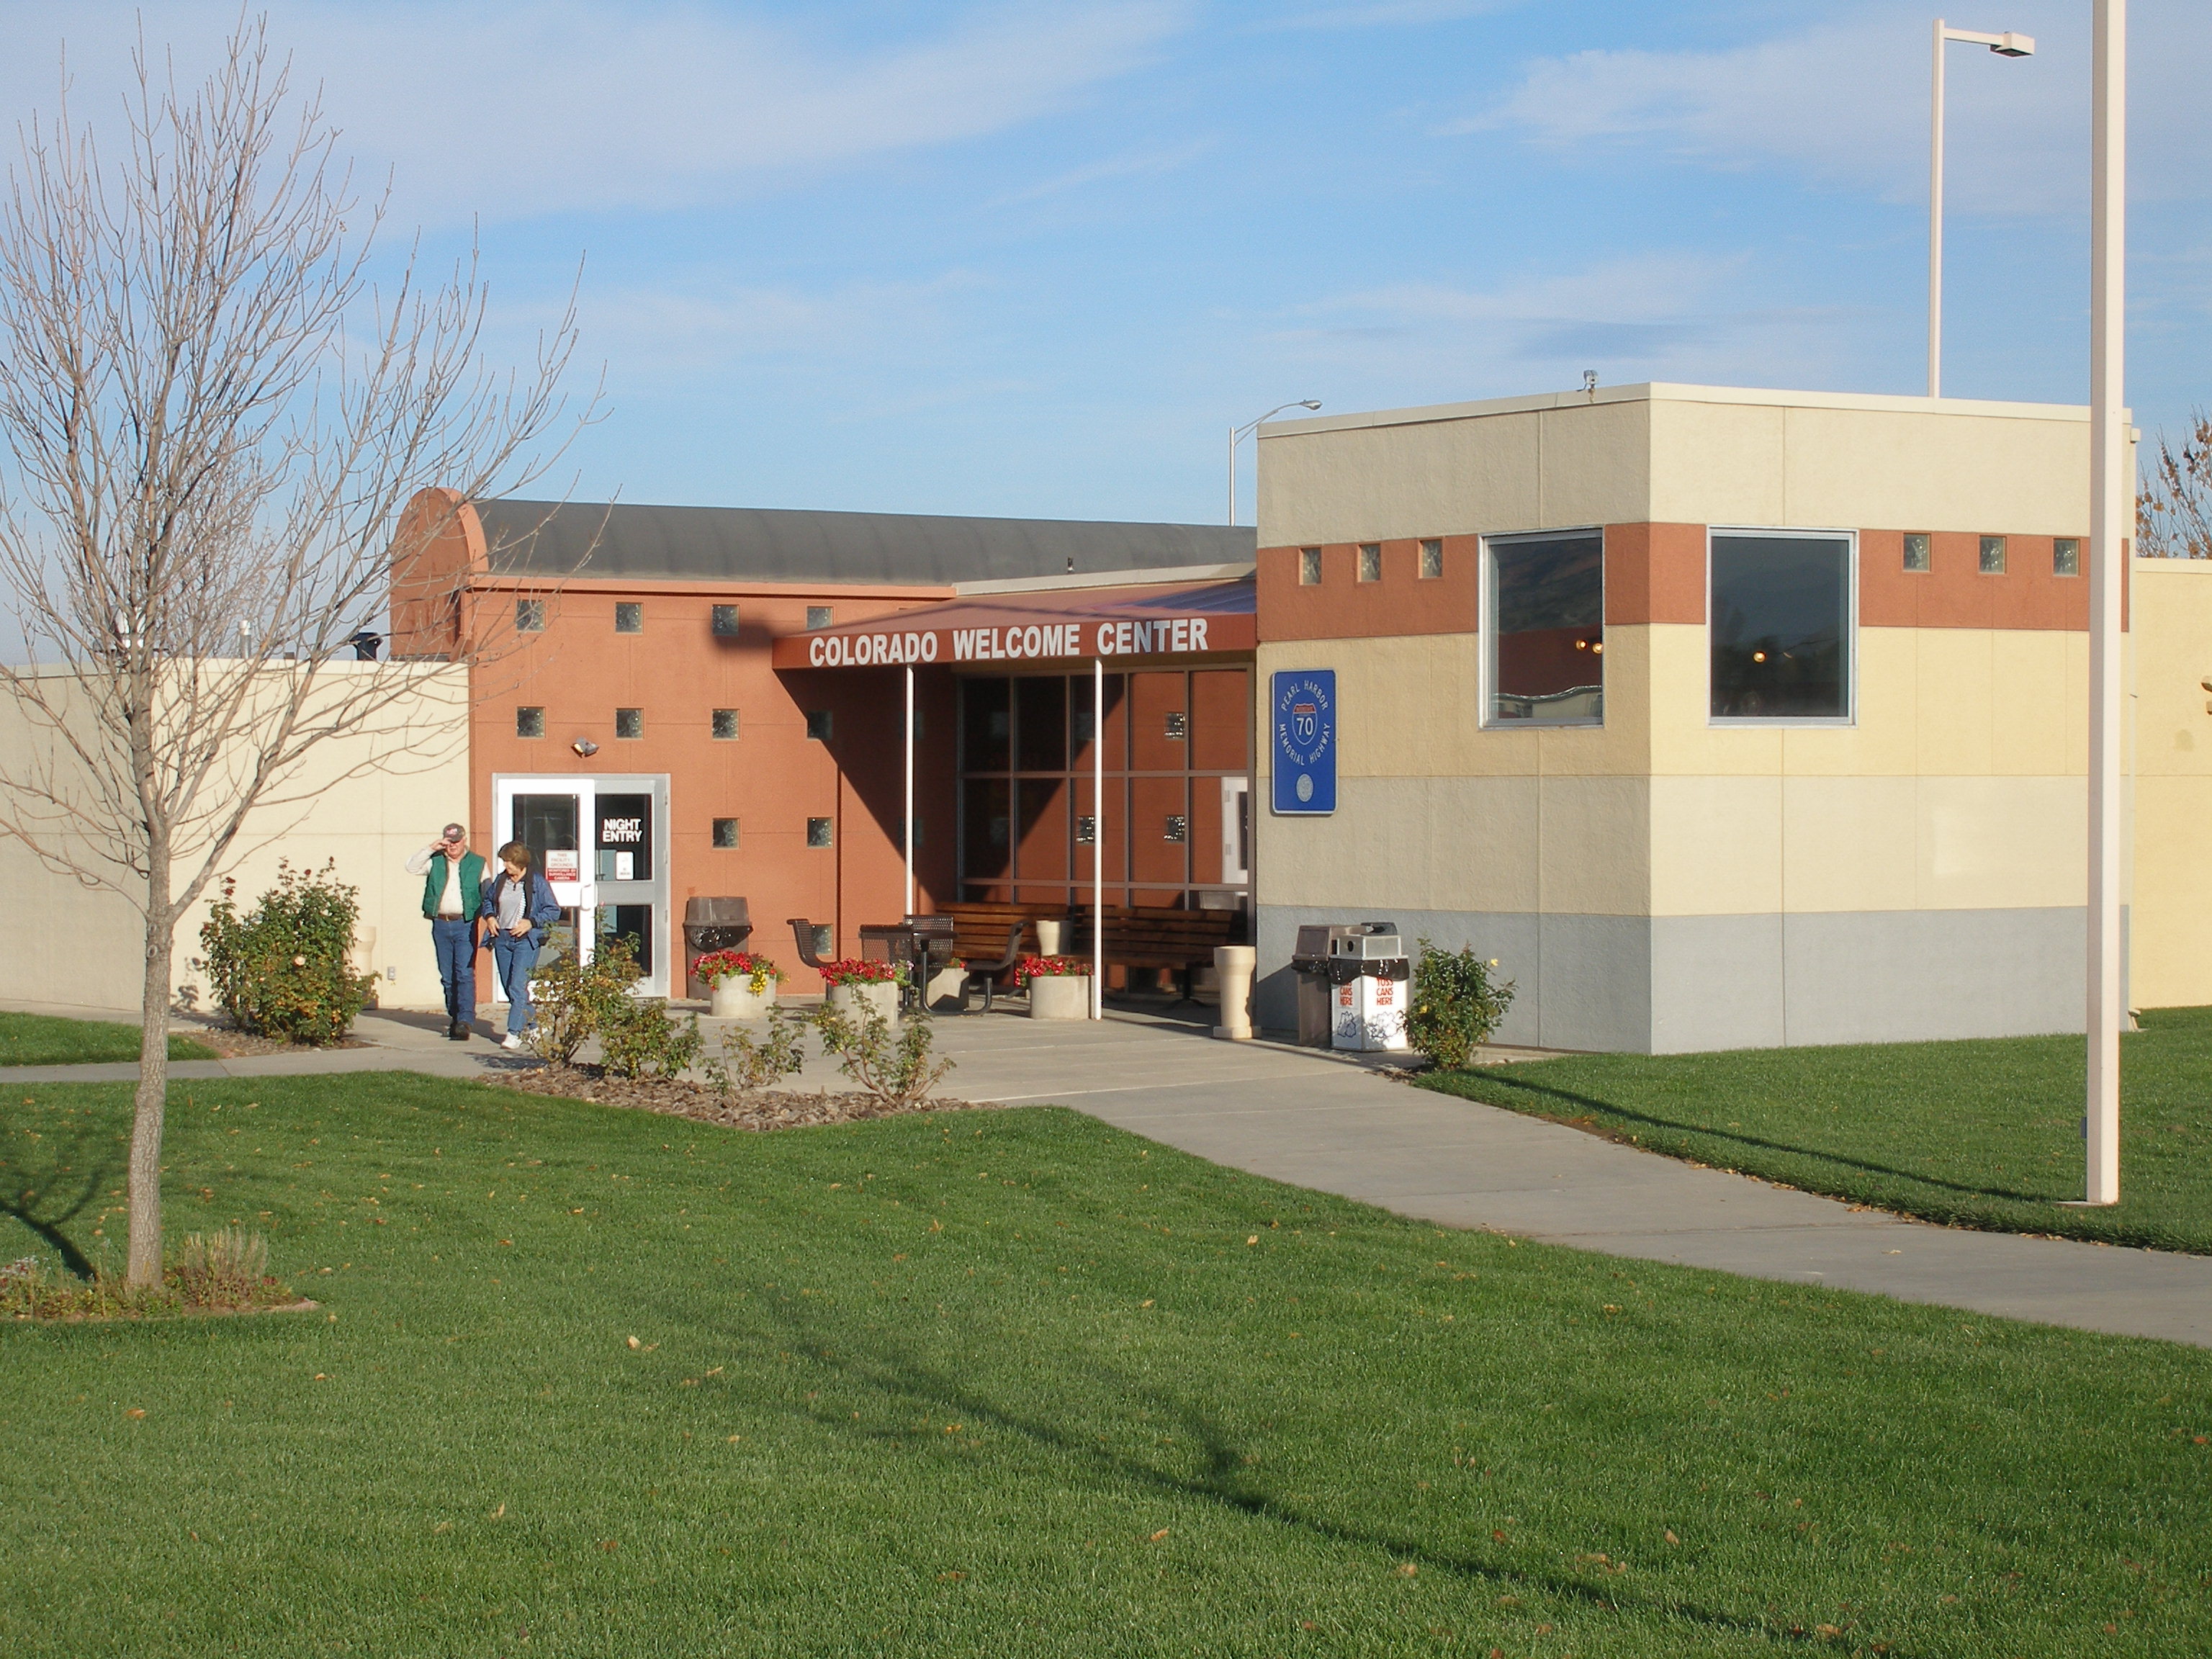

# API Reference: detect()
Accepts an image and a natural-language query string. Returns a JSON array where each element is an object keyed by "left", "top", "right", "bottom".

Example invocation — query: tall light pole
[
  {"left": 1229, "top": 400, "right": 1320, "bottom": 525},
  {"left": 2085, "top": 0, "right": 2126, "bottom": 1205},
  {"left": 1928, "top": 19, "right": 2034, "bottom": 397}
]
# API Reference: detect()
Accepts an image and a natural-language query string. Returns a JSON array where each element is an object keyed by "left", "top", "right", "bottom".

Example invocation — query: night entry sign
[{"left": 1272, "top": 670, "right": 1336, "bottom": 815}]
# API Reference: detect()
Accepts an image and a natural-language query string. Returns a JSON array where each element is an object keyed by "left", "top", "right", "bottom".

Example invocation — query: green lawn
[
  {"left": 0, "top": 1010, "right": 213, "bottom": 1067},
  {"left": 1421, "top": 1007, "right": 2212, "bottom": 1256},
  {"left": 1, "top": 1073, "right": 2208, "bottom": 1658}
]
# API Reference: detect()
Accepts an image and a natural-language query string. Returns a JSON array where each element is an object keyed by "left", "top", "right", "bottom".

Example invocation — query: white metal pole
[
  {"left": 903, "top": 665, "right": 915, "bottom": 918},
  {"left": 1093, "top": 656, "right": 1105, "bottom": 1019},
  {"left": 1929, "top": 17, "right": 1946, "bottom": 398},
  {"left": 2086, "top": 0, "right": 2126, "bottom": 1205},
  {"left": 1227, "top": 424, "right": 1236, "bottom": 526}
]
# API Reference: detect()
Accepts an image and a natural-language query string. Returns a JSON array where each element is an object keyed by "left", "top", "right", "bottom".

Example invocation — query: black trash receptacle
[{"left": 682, "top": 897, "right": 752, "bottom": 999}]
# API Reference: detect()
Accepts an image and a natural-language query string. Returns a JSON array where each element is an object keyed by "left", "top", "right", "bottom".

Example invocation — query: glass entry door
[{"left": 492, "top": 773, "right": 672, "bottom": 997}]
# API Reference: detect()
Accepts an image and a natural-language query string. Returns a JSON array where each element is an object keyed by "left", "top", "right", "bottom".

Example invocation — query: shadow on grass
[
  {"left": 749, "top": 1298, "right": 1815, "bottom": 1649},
  {"left": 0, "top": 1118, "right": 117, "bottom": 1280},
  {"left": 1436, "top": 1071, "right": 2069, "bottom": 1208}
]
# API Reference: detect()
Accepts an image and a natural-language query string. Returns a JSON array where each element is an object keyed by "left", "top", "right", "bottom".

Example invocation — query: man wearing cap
[{"left": 405, "top": 823, "right": 488, "bottom": 1040}]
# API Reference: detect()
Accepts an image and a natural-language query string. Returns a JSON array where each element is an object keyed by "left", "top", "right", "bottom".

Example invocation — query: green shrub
[
  {"left": 811, "top": 1004, "right": 954, "bottom": 1110},
  {"left": 194, "top": 860, "right": 374, "bottom": 1045},
  {"left": 525, "top": 938, "right": 642, "bottom": 1066},
  {"left": 703, "top": 1007, "right": 809, "bottom": 1099},
  {"left": 1406, "top": 938, "right": 1516, "bottom": 1071},
  {"left": 598, "top": 995, "right": 703, "bottom": 1080}
]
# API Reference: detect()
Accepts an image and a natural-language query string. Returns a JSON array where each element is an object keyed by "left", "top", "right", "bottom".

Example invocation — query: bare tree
[
  {"left": 0, "top": 19, "right": 585, "bottom": 1287},
  {"left": 2139, "top": 411, "right": 2212, "bottom": 559}
]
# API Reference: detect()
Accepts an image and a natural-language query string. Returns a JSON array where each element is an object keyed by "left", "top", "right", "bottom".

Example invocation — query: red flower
[
  {"left": 1013, "top": 954, "right": 1089, "bottom": 986},
  {"left": 817, "top": 957, "right": 904, "bottom": 986}
]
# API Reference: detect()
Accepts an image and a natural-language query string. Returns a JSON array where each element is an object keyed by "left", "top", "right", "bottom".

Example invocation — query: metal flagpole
[
  {"left": 1093, "top": 657, "right": 1105, "bottom": 1019},
  {"left": 1929, "top": 17, "right": 1946, "bottom": 398},
  {"left": 903, "top": 666, "right": 914, "bottom": 917},
  {"left": 2085, "top": 0, "right": 2126, "bottom": 1205}
]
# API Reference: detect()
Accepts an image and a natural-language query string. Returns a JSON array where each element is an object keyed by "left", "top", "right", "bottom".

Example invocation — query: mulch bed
[
  {"left": 494, "top": 1064, "right": 976, "bottom": 1132},
  {"left": 173, "top": 1023, "right": 369, "bottom": 1059}
]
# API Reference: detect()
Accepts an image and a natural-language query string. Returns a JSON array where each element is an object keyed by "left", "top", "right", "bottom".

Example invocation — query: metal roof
[{"left": 473, "top": 498, "right": 1256, "bottom": 588}]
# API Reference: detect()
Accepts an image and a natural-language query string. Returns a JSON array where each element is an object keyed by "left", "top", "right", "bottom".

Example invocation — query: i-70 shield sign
[{"left": 1271, "top": 669, "right": 1336, "bottom": 816}]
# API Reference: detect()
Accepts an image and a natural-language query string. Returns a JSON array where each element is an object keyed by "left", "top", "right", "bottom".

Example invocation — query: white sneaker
[{"left": 500, "top": 1032, "right": 522, "bottom": 1051}]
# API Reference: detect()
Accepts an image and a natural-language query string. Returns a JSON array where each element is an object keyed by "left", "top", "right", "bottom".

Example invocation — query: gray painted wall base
[{"left": 1256, "top": 904, "right": 2123, "bottom": 1054}]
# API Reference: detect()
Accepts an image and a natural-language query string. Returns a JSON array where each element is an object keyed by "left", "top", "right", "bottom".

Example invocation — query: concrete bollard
[{"left": 1212, "top": 945, "right": 1256, "bottom": 1040}]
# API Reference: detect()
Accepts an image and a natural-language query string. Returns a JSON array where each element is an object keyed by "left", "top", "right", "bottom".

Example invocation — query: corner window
[
  {"left": 1979, "top": 535, "right": 2008, "bottom": 575},
  {"left": 1357, "top": 543, "right": 1382, "bottom": 583},
  {"left": 1419, "top": 539, "right": 1443, "bottom": 579},
  {"left": 1709, "top": 532, "right": 1853, "bottom": 723},
  {"left": 806, "top": 817, "right": 834, "bottom": 849},
  {"left": 516, "top": 598, "right": 546, "bottom": 633},
  {"left": 806, "top": 606, "right": 834, "bottom": 630},
  {"left": 711, "top": 709, "right": 739, "bottom": 740},
  {"left": 1483, "top": 531, "right": 1604, "bottom": 725},
  {"left": 614, "top": 708, "right": 642, "bottom": 739},
  {"left": 516, "top": 706, "right": 545, "bottom": 739},
  {"left": 711, "top": 603, "right": 740, "bottom": 636},
  {"left": 1902, "top": 533, "right": 1930, "bottom": 573},
  {"left": 1298, "top": 547, "right": 1322, "bottom": 585},
  {"left": 614, "top": 602, "right": 642, "bottom": 634},
  {"left": 712, "top": 818, "right": 739, "bottom": 849},
  {"left": 2054, "top": 537, "right": 2081, "bottom": 577}
]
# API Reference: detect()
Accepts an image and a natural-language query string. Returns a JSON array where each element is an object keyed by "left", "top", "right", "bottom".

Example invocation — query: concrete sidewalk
[{"left": 6, "top": 1003, "right": 2208, "bottom": 1347}]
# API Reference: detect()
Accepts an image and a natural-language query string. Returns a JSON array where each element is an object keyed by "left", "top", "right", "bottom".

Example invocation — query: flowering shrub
[
  {"left": 811, "top": 1002, "right": 953, "bottom": 1109},
  {"left": 817, "top": 958, "right": 904, "bottom": 986},
  {"left": 693, "top": 950, "right": 784, "bottom": 995},
  {"left": 526, "top": 935, "right": 642, "bottom": 1066},
  {"left": 1405, "top": 938, "right": 1516, "bottom": 1071},
  {"left": 194, "top": 860, "right": 374, "bottom": 1045},
  {"left": 1013, "top": 954, "right": 1089, "bottom": 986}
]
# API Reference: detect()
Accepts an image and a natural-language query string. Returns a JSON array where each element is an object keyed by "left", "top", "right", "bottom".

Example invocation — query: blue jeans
[
  {"left": 431, "top": 918, "right": 477, "bottom": 1023},
  {"left": 490, "top": 932, "right": 540, "bottom": 1035}
]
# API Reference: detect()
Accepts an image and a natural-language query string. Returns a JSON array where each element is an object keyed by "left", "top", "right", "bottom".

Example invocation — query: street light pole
[
  {"left": 1928, "top": 19, "right": 2035, "bottom": 398},
  {"left": 2085, "top": 0, "right": 2126, "bottom": 1205},
  {"left": 1228, "top": 400, "right": 1321, "bottom": 525}
]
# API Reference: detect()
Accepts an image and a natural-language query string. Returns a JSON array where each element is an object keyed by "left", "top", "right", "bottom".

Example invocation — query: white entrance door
[{"left": 492, "top": 773, "right": 673, "bottom": 997}]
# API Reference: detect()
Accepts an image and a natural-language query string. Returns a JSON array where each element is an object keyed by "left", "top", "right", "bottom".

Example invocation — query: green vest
[{"left": 422, "top": 851, "right": 487, "bottom": 922}]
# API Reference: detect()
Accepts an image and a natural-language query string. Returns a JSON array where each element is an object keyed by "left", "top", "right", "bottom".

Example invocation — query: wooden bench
[
  {"left": 1073, "top": 905, "right": 1244, "bottom": 998},
  {"left": 935, "top": 901, "right": 1043, "bottom": 966}
]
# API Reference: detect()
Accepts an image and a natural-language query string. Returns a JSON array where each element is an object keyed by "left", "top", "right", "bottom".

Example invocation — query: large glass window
[
  {"left": 1485, "top": 531, "right": 1603, "bottom": 724},
  {"left": 1709, "top": 533, "right": 1853, "bottom": 721}
]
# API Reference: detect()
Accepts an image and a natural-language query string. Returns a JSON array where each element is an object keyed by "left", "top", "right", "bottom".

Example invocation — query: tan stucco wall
[
  {"left": 1257, "top": 383, "right": 2103, "bottom": 547},
  {"left": 2128, "top": 557, "right": 2212, "bottom": 1007},
  {"left": 0, "top": 662, "right": 469, "bottom": 1016}
]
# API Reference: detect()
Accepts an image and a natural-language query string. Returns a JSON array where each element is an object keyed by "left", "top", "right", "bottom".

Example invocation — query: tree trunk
[{"left": 127, "top": 856, "right": 173, "bottom": 1290}]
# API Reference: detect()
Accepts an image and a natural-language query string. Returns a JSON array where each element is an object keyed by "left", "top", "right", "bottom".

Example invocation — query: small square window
[
  {"left": 712, "top": 817, "right": 739, "bottom": 849},
  {"left": 810, "top": 923, "right": 834, "bottom": 957},
  {"left": 1164, "top": 815, "right": 1188, "bottom": 843},
  {"left": 806, "top": 606, "right": 834, "bottom": 630},
  {"left": 806, "top": 710, "right": 832, "bottom": 742},
  {"left": 516, "top": 598, "right": 545, "bottom": 632},
  {"left": 1419, "top": 539, "right": 1444, "bottom": 579},
  {"left": 1903, "top": 533, "right": 1930, "bottom": 573},
  {"left": 711, "top": 603, "right": 740, "bottom": 637},
  {"left": 615, "top": 708, "right": 642, "bottom": 739},
  {"left": 614, "top": 602, "right": 642, "bottom": 634},
  {"left": 711, "top": 709, "right": 739, "bottom": 740},
  {"left": 1076, "top": 815, "right": 1097, "bottom": 845},
  {"left": 516, "top": 706, "right": 545, "bottom": 739},
  {"left": 1164, "top": 711, "right": 1187, "bottom": 740},
  {"left": 1357, "top": 543, "right": 1382, "bottom": 583},
  {"left": 806, "top": 817, "right": 834, "bottom": 849},
  {"left": 2054, "top": 537, "right": 2081, "bottom": 577},
  {"left": 1299, "top": 547, "right": 1322, "bottom": 585},
  {"left": 1979, "top": 535, "right": 2008, "bottom": 575}
]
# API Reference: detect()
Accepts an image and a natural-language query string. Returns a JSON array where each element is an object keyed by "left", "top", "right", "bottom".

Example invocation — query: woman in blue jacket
[{"left": 481, "top": 842, "right": 564, "bottom": 1051}]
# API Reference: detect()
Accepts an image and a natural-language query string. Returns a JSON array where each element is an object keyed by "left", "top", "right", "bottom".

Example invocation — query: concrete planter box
[
  {"left": 924, "top": 965, "right": 968, "bottom": 1011},
  {"left": 1028, "top": 974, "right": 1091, "bottom": 1020},
  {"left": 826, "top": 980, "right": 900, "bottom": 1027},
  {"left": 708, "top": 979, "right": 777, "bottom": 1020}
]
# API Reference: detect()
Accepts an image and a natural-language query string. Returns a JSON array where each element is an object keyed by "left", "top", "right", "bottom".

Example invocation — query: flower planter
[
  {"left": 1028, "top": 974, "right": 1091, "bottom": 1021},
  {"left": 827, "top": 980, "right": 900, "bottom": 1027},
  {"left": 709, "top": 979, "right": 777, "bottom": 1020}
]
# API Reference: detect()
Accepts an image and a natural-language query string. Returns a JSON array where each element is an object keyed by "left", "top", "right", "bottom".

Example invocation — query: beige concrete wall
[
  {"left": 2128, "top": 557, "right": 2212, "bottom": 1007},
  {"left": 0, "top": 662, "right": 469, "bottom": 1015}
]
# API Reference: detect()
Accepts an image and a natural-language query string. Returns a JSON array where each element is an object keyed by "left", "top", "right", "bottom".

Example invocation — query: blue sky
[{"left": 6, "top": 1, "right": 2209, "bottom": 526}]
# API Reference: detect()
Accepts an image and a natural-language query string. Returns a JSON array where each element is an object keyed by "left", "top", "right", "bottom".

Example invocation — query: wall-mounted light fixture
[{"left": 572, "top": 738, "right": 598, "bottom": 757}]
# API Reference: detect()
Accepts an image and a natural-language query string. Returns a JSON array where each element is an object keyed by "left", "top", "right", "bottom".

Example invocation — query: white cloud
[
  {"left": 1462, "top": 1, "right": 2212, "bottom": 218},
  {"left": 981, "top": 138, "right": 1215, "bottom": 208},
  {"left": 0, "top": 1, "right": 1188, "bottom": 224},
  {"left": 1264, "top": 0, "right": 1524, "bottom": 30}
]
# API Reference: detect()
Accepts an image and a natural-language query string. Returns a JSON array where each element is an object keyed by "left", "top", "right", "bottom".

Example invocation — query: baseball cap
[{"left": 441, "top": 822, "right": 467, "bottom": 840}]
